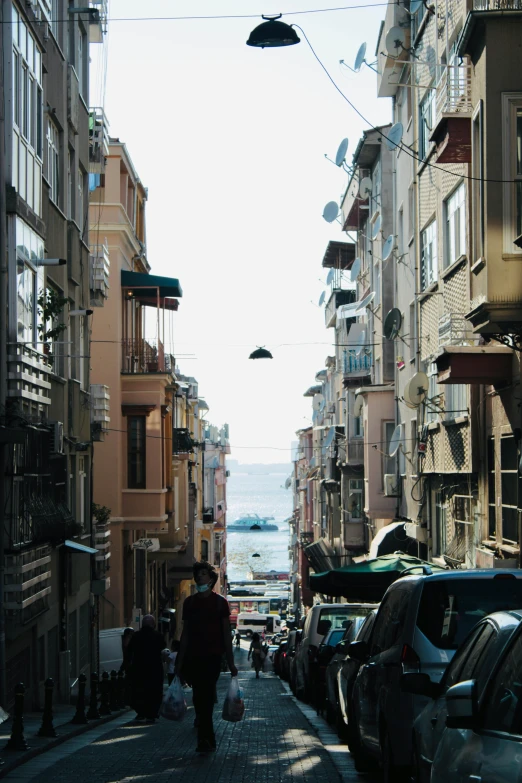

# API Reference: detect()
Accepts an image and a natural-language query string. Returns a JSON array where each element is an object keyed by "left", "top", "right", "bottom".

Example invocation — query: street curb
[{"left": 0, "top": 708, "right": 132, "bottom": 779}]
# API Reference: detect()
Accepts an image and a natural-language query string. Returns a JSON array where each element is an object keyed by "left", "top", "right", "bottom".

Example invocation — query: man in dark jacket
[{"left": 127, "top": 614, "right": 165, "bottom": 722}]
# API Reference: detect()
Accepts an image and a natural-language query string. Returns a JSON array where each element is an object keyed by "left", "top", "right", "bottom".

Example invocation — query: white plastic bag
[
  {"left": 222, "top": 676, "right": 245, "bottom": 723},
  {"left": 160, "top": 675, "right": 187, "bottom": 721}
]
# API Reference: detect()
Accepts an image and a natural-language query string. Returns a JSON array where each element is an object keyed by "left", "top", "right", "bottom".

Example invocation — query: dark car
[
  {"left": 312, "top": 627, "right": 347, "bottom": 712},
  {"left": 272, "top": 641, "right": 288, "bottom": 678},
  {"left": 329, "top": 610, "right": 377, "bottom": 736},
  {"left": 289, "top": 629, "right": 303, "bottom": 694},
  {"left": 281, "top": 629, "right": 299, "bottom": 682}
]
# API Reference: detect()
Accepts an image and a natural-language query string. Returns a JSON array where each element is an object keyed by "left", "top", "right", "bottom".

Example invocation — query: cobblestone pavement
[{"left": 2, "top": 645, "right": 376, "bottom": 783}]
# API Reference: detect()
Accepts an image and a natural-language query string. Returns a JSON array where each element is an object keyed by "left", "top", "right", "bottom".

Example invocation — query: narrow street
[{"left": 1, "top": 645, "right": 370, "bottom": 783}]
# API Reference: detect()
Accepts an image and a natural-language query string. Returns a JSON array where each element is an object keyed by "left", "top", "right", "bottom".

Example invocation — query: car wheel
[{"left": 381, "top": 728, "right": 409, "bottom": 783}]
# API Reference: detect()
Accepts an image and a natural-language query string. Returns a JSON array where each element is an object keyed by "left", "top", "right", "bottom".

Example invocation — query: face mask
[{"left": 196, "top": 583, "right": 210, "bottom": 593}]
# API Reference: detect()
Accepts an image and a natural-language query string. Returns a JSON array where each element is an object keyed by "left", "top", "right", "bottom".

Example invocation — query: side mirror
[
  {"left": 445, "top": 679, "right": 478, "bottom": 730},
  {"left": 401, "top": 673, "right": 440, "bottom": 698},
  {"left": 347, "top": 640, "right": 369, "bottom": 663}
]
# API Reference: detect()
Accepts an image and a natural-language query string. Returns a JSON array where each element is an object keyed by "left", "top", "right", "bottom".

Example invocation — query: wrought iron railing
[
  {"left": 434, "top": 65, "right": 472, "bottom": 127},
  {"left": 121, "top": 338, "right": 166, "bottom": 373},
  {"left": 342, "top": 348, "right": 373, "bottom": 375}
]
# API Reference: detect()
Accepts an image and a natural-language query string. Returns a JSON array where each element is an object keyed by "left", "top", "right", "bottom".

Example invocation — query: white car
[{"left": 431, "top": 608, "right": 522, "bottom": 783}]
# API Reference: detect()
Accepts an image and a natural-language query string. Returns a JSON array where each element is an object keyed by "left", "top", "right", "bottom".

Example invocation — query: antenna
[
  {"left": 313, "top": 393, "right": 325, "bottom": 411},
  {"left": 335, "top": 138, "right": 349, "bottom": 167},
  {"left": 387, "top": 424, "right": 403, "bottom": 457},
  {"left": 385, "top": 122, "right": 404, "bottom": 151},
  {"left": 371, "top": 215, "right": 382, "bottom": 239},
  {"left": 318, "top": 291, "right": 326, "bottom": 306},
  {"left": 382, "top": 234, "right": 396, "bottom": 261},
  {"left": 353, "top": 395, "right": 364, "bottom": 417},
  {"left": 324, "top": 428, "right": 335, "bottom": 449},
  {"left": 350, "top": 257, "right": 361, "bottom": 282},
  {"left": 383, "top": 307, "right": 402, "bottom": 340},
  {"left": 403, "top": 371, "right": 429, "bottom": 407},
  {"left": 359, "top": 177, "right": 373, "bottom": 200},
  {"left": 322, "top": 201, "right": 339, "bottom": 223}
]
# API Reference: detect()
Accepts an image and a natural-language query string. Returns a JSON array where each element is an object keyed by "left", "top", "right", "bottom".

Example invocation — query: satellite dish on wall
[
  {"left": 350, "top": 257, "right": 361, "bottom": 281},
  {"left": 354, "top": 42, "right": 367, "bottom": 72},
  {"left": 359, "top": 177, "right": 373, "bottom": 199},
  {"left": 388, "top": 424, "right": 403, "bottom": 457},
  {"left": 313, "top": 393, "right": 325, "bottom": 411},
  {"left": 324, "top": 428, "right": 335, "bottom": 449},
  {"left": 403, "top": 371, "right": 429, "bottom": 407},
  {"left": 385, "top": 122, "right": 404, "bottom": 151},
  {"left": 385, "top": 26, "right": 407, "bottom": 57},
  {"left": 326, "top": 268, "right": 335, "bottom": 286},
  {"left": 353, "top": 395, "right": 364, "bottom": 417},
  {"left": 323, "top": 201, "right": 340, "bottom": 223},
  {"left": 335, "top": 138, "right": 349, "bottom": 167},
  {"left": 355, "top": 329, "right": 367, "bottom": 357},
  {"left": 382, "top": 234, "right": 395, "bottom": 261},
  {"left": 318, "top": 291, "right": 326, "bottom": 306},
  {"left": 383, "top": 308, "right": 402, "bottom": 340},
  {"left": 355, "top": 291, "right": 376, "bottom": 316},
  {"left": 372, "top": 215, "right": 382, "bottom": 239}
]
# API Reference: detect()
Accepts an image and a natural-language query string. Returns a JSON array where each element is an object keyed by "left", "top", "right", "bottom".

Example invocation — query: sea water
[{"left": 226, "top": 471, "right": 292, "bottom": 581}]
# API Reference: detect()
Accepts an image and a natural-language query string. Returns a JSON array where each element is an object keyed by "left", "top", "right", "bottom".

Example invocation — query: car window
[
  {"left": 358, "top": 612, "right": 376, "bottom": 642},
  {"left": 483, "top": 631, "right": 522, "bottom": 734},
  {"left": 371, "top": 591, "right": 408, "bottom": 654},
  {"left": 416, "top": 578, "right": 522, "bottom": 650},
  {"left": 325, "top": 629, "right": 345, "bottom": 648},
  {"left": 443, "top": 623, "right": 488, "bottom": 689}
]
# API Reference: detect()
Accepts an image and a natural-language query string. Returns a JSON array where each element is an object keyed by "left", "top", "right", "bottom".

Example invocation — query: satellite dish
[
  {"left": 388, "top": 424, "right": 403, "bottom": 457},
  {"left": 359, "top": 177, "right": 372, "bottom": 199},
  {"left": 372, "top": 215, "right": 382, "bottom": 239},
  {"left": 382, "top": 234, "right": 395, "bottom": 261},
  {"left": 410, "top": 0, "right": 424, "bottom": 12},
  {"left": 324, "top": 428, "right": 335, "bottom": 449},
  {"left": 383, "top": 308, "right": 402, "bottom": 340},
  {"left": 335, "top": 138, "right": 349, "bottom": 166},
  {"left": 353, "top": 395, "right": 364, "bottom": 417},
  {"left": 318, "top": 291, "right": 326, "bottom": 306},
  {"left": 403, "top": 371, "right": 429, "bottom": 407},
  {"left": 385, "top": 26, "right": 407, "bottom": 57},
  {"left": 313, "top": 393, "right": 325, "bottom": 411},
  {"left": 360, "top": 291, "right": 376, "bottom": 311},
  {"left": 385, "top": 122, "right": 404, "bottom": 151},
  {"left": 323, "top": 201, "right": 339, "bottom": 223},
  {"left": 355, "top": 329, "right": 367, "bottom": 357},
  {"left": 350, "top": 257, "right": 361, "bottom": 281},
  {"left": 326, "top": 268, "right": 335, "bottom": 286},
  {"left": 354, "top": 42, "right": 367, "bottom": 72}
]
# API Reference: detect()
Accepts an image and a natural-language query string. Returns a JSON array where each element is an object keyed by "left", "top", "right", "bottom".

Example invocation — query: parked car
[
  {"left": 348, "top": 569, "right": 522, "bottom": 782},
  {"left": 272, "top": 641, "right": 288, "bottom": 678},
  {"left": 313, "top": 627, "right": 347, "bottom": 712},
  {"left": 430, "top": 608, "right": 522, "bottom": 783},
  {"left": 335, "top": 609, "right": 378, "bottom": 739},
  {"left": 294, "top": 602, "right": 375, "bottom": 703},
  {"left": 403, "top": 608, "right": 522, "bottom": 783},
  {"left": 281, "top": 629, "right": 299, "bottom": 682},
  {"left": 289, "top": 629, "right": 302, "bottom": 694}
]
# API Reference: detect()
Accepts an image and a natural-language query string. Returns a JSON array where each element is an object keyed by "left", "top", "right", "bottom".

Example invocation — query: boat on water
[{"left": 227, "top": 513, "right": 279, "bottom": 532}]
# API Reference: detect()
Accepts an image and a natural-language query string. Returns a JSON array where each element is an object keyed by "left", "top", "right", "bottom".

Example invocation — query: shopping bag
[
  {"left": 160, "top": 675, "right": 187, "bottom": 721},
  {"left": 222, "top": 676, "right": 245, "bottom": 723}
]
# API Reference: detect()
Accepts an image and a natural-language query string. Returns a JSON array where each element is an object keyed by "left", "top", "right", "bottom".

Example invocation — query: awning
[
  {"left": 309, "top": 552, "right": 446, "bottom": 601},
  {"left": 64, "top": 540, "right": 97, "bottom": 555},
  {"left": 304, "top": 537, "right": 342, "bottom": 573},
  {"left": 337, "top": 302, "right": 361, "bottom": 320},
  {"left": 368, "top": 521, "right": 418, "bottom": 559},
  {"left": 434, "top": 345, "right": 513, "bottom": 384},
  {"left": 121, "top": 270, "right": 183, "bottom": 298}
]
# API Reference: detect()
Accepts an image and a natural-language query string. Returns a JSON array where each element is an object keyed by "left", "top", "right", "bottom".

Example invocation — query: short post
[
  {"left": 71, "top": 673, "right": 88, "bottom": 725},
  {"left": 86, "top": 672, "right": 100, "bottom": 720},
  {"left": 5, "top": 683, "right": 28, "bottom": 750},
  {"left": 109, "top": 670, "right": 119, "bottom": 712},
  {"left": 98, "top": 671, "right": 111, "bottom": 716},
  {"left": 117, "top": 669, "right": 126, "bottom": 708},
  {"left": 37, "top": 678, "right": 57, "bottom": 737}
]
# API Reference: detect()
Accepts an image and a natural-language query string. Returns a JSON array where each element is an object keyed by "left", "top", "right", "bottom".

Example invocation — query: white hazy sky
[{"left": 95, "top": 0, "right": 391, "bottom": 464}]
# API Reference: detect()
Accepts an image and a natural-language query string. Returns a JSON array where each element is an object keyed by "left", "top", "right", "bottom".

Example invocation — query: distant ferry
[{"left": 227, "top": 513, "right": 279, "bottom": 532}]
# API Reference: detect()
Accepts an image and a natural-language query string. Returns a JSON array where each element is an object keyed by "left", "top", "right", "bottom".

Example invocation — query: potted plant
[
  {"left": 92, "top": 502, "right": 111, "bottom": 528},
  {"left": 37, "top": 289, "right": 68, "bottom": 365}
]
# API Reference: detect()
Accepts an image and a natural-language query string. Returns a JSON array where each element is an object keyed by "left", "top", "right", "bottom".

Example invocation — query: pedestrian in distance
[
  {"left": 248, "top": 632, "right": 265, "bottom": 678},
  {"left": 167, "top": 640, "right": 180, "bottom": 686},
  {"left": 119, "top": 626, "right": 135, "bottom": 706},
  {"left": 234, "top": 631, "right": 241, "bottom": 649},
  {"left": 175, "top": 561, "right": 238, "bottom": 753},
  {"left": 126, "top": 614, "right": 165, "bottom": 723}
]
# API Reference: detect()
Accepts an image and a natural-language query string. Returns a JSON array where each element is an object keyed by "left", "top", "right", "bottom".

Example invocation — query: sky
[{"left": 92, "top": 0, "right": 391, "bottom": 463}]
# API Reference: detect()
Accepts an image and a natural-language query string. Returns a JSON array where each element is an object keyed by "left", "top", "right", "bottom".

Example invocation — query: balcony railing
[
  {"left": 122, "top": 338, "right": 177, "bottom": 374},
  {"left": 435, "top": 65, "right": 472, "bottom": 127},
  {"left": 474, "top": 0, "right": 522, "bottom": 8},
  {"left": 438, "top": 313, "right": 479, "bottom": 347},
  {"left": 347, "top": 440, "right": 364, "bottom": 464},
  {"left": 342, "top": 348, "right": 373, "bottom": 376}
]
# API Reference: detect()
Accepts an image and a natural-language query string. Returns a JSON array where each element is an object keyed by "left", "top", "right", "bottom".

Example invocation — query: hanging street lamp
[
  {"left": 249, "top": 347, "right": 273, "bottom": 359},
  {"left": 246, "top": 14, "right": 300, "bottom": 48}
]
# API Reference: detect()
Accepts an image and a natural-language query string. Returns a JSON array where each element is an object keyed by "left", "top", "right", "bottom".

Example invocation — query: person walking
[
  {"left": 119, "top": 627, "right": 135, "bottom": 706},
  {"left": 175, "top": 561, "right": 238, "bottom": 753},
  {"left": 248, "top": 632, "right": 265, "bottom": 678},
  {"left": 234, "top": 631, "right": 241, "bottom": 649},
  {"left": 126, "top": 614, "right": 165, "bottom": 723}
]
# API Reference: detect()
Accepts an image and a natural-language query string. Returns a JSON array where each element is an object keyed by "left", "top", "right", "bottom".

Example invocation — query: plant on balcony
[
  {"left": 92, "top": 502, "right": 111, "bottom": 526},
  {"left": 37, "top": 289, "right": 68, "bottom": 364}
]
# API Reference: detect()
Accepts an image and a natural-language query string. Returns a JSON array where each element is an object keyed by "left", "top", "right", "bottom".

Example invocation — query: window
[
  {"left": 68, "top": 149, "right": 74, "bottom": 221},
  {"left": 43, "top": 285, "right": 65, "bottom": 375},
  {"left": 501, "top": 94, "right": 522, "bottom": 252},
  {"left": 408, "top": 183, "right": 415, "bottom": 242},
  {"left": 445, "top": 384, "right": 467, "bottom": 420},
  {"left": 444, "top": 183, "right": 466, "bottom": 267},
  {"left": 78, "top": 456, "right": 87, "bottom": 530},
  {"left": 483, "top": 632, "right": 522, "bottom": 734},
  {"left": 371, "top": 160, "right": 381, "bottom": 219},
  {"left": 128, "top": 416, "right": 146, "bottom": 489},
  {"left": 78, "top": 168, "right": 84, "bottom": 235},
  {"left": 15, "top": 218, "right": 44, "bottom": 347},
  {"left": 500, "top": 436, "right": 519, "bottom": 543},
  {"left": 409, "top": 301, "right": 416, "bottom": 362},
  {"left": 419, "top": 90, "right": 435, "bottom": 161},
  {"left": 201, "top": 539, "right": 209, "bottom": 561},
  {"left": 383, "top": 421, "right": 396, "bottom": 479},
  {"left": 487, "top": 437, "right": 496, "bottom": 539},
  {"left": 348, "top": 478, "right": 363, "bottom": 520},
  {"left": 435, "top": 491, "right": 447, "bottom": 556},
  {"left": 46, "top": 119, "right": 59, "bottom": 204},
  {"left": 421, "top": 220, "right": 437, "bottom": 289},
  {"left": 472, "top": 102, "right": 484, "bottom": 262},
  {"left": 410, "top": 418, "right": 418, "bottom": 475},
  {"left": 425, "top": 362, "right": 439, "bottom": 422}
]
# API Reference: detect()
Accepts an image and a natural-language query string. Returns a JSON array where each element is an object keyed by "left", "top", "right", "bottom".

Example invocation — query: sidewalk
[{"left": 0, "top": 644, "right": 368, "bottom": 782}]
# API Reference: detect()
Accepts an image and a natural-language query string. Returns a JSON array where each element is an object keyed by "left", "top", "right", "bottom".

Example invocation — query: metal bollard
[
  {"left": 117, "top": 669, "right": 126, "bottom": 708},
  {"left": 5, "top": 683, "right": 28, "bottom": 750},
  {"left": 98, "top": 671, "right": 112, "bottom": 716},
  {"left": 71, "top": 673, "right": 88, "bottom": 725},
  {"left": 37, "top": 678, "right": 57, "bottom": 737},
  {"left": 86, "top": 672, "right": 100, "bottom": 720},
  {"left": 109, "top": 670, "right": 119, "bottom": 712}
]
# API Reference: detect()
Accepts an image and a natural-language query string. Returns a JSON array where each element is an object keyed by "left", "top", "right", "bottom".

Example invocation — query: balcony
[
  {"left": 89, "top": 107, "right": 109, "bottom": 173},
  {"left": 342, "top": 349, "right": 373, "bottom": 381},
  {"left": 94, "top": 521, "right": 111, "bottom": 573},
  {"left": 8, "top": 344, "right": 51, "bottom": 407},
  {"left": 325, "top": 289, "right": 356, "bottom": 328},
  {"left": 438, "top": 313, "right": 479, "bottom": 347},
  {"left": 91, "top": 384, "right": 110, "bottom": 441},
  {"left": 121, "top": 337, "right": 175, "bottom": 375},
  {"left": 88, "top": 0, "right": 108, "bottom": 43},
  {"left": 430, "top": 66, "right": 472, "bottom": 163},
  {"left": 435, "top": 345, "right": 513, "bottom": 384},
  {"left": 347, "top": 439, "right": 364, "bottom": 465},
  {"left": 173, "top": 427, "right": 196, "bottom": 455},
  {"left": 90, "top": 243, "right": 110, "bottom": 306},
  {"left": 4, "top": 545, "right": 52, "bottom": 624}
]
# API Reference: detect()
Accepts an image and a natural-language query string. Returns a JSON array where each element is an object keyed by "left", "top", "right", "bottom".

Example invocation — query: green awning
[
  {"left": 121, "top": 270, "right": 182, "bottom": 298},
  {"left": 309, "top": 552, "right": 446, "bottom": 602}
]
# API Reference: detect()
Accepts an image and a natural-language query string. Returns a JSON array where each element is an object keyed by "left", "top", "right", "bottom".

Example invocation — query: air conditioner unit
[
  {"left": 384, "top": 474, "right": 400, "bottom": 497},
  {"left": 50, "top": 421, "right": 64, "bottom": 454}
]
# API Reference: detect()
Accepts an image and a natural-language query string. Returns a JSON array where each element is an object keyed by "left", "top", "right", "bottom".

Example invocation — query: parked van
[
  {"left": 236, "top": 612, "right": 281, "bottom": 637},
  {"left": 99, "top": 627, "right": 126, "bottom": 673},
  {"left": 293, "top": 603, "right": 376, "bottom": 703}
]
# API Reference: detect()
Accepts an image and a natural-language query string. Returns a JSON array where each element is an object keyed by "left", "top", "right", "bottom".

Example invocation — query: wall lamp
[
  {"left": 35, "top": 258, "right": 67, "bottom": 266},
  {"left": 69, "top": 310, "right": 93, "bottom": 316}
]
